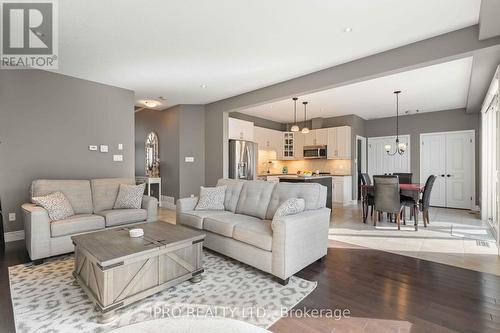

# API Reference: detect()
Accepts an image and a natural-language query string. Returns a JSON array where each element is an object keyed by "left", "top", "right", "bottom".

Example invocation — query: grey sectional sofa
[
  {"left": 22, "top": 178, "right": 158, "bottom": 262},
  {"left": 176, "top": 179, "right": 331, "bottom": 284}
]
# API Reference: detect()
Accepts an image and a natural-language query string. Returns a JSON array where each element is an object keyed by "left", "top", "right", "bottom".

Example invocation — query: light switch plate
[
  {"left": 118, "top": 144, "right": 123, "bottom": 150},
  {"left": 8, "top": 213, "right": 16, "bottom": 221},
  {"left": 185, "top": 157, "right": 194, "bottom": 162},
  {"left": 113, "top": 154, "right": 123, "bottom": 162},
  {"left": 89, "top": 145, "right": 98, "bottom": 151},
  {"left": 100, "top": 145, "right": 108, "bottom": 153}
]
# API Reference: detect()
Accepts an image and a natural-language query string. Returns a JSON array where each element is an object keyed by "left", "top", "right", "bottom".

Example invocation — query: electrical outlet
[{"left": 8, "top": 213, "right": 16, "bottom": 221}]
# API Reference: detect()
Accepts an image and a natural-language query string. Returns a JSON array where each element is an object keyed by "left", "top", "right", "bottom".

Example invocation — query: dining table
[{"left": 360, "top": 183, "right": 425, "bottom": 230}]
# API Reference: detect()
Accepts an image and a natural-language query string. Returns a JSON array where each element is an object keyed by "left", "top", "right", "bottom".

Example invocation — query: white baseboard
[
  {"left": 161, "top": 195, "right": 176, "bottom": 210},
  {"left": 4, "top": 230, "right": 25, "bottom": 242}
]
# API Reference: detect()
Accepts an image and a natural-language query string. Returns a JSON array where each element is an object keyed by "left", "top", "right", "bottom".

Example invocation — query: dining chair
[
  {"left": 360, "top": 173, "right": 374, "bottom": 222},
  {"left": 373, "top": 175, "right": 403, "bottom": 230},
  {"left": 394, "top": 173, "right": 413, "bottom": 184},
  {"left": 419, "top": 175, "right": 437, "bottom": 226}
]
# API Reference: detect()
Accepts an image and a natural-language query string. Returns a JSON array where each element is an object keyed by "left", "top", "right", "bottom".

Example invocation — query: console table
[{"left": 136, "top": 177, "right": 161, "bottom": 207}]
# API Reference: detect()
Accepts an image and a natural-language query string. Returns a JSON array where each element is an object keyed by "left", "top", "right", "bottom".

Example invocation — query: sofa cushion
[
  {"left": 91, "top": 178, "right": 135, "bottom": 213},
  {"left": 204, "top": 213, "right": 262, "bottom": 238},
  {"left": 216, "top": 179, "right": 244, "bottom": 212},
  {"left": 31, "top": 179, "right": 92, "bottom": 214},
  {"left": 272, "top": 198, "right": 306, "bottom": 221},
  {"left": 233, "top": 219, "right": 273, "bottom": 251},
  {"left": 178, "top": 210, "right": 232, "bottom": 230},
  {"left": 265, "top": 182, "right": 326, "bottom": 220},
  {"left": 235, "top": 181, "right": 275, "bottom": 219},
  {"left": 98, "top": 209, "right": 147, "bottom": 227},
  {"left": 50, "top": 214, "right": 105, "bottom": 237}
]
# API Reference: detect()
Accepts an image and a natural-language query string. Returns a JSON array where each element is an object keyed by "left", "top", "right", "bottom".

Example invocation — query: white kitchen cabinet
[
  {"left": 315, "top": 128, "right": 329, "bottom": 145},
  {"left": 253, "top": 126, "right": 282, "bottom": 151},
  {"left": 304, "top": 130, "right": 316, "bottom": 146},
  {"left": 327, "top": 126, "right": 351, "bottom": 159},
  {"left": 282, "top": 132, "right": 296, "bottom": 159},
  {"left": 332, "top": 176, "right": 353, "bottom": 206},
  {"left": 294, "top": 132, "right": 304, "bottom": 159},
  {"left": 228, "top": 118, "right": 254, "bottom": 141}
]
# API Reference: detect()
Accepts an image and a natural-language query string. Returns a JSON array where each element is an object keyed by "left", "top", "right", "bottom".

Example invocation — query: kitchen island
[{"left": 278, "top": 175, "right": 332, "bottom": 209}]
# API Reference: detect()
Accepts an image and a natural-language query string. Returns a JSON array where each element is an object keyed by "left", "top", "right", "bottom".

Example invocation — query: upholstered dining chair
[
  {"left": 360, "top": 173, "right": 374, "bottom": 222},
  {"left": 419, "top": 175, "right": 437, "bottom": 226},
  {"left": 373, "top": 175, "right": 404, "bottom": 230},
  {"left": 394, "top": 173, "right": 413, "bottom": 184}
]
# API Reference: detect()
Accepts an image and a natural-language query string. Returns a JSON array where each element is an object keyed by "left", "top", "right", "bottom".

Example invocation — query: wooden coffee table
[{"left": 71, "top": 222, "right": 205, "bottom": 323}]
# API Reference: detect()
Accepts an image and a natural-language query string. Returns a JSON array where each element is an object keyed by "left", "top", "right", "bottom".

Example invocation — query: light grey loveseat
[
  {"left": 176, "top": 179, "right": 331, "bottom": 284},
  {"left": 22, "top": 178, "right": 158, "bottom": 263}
]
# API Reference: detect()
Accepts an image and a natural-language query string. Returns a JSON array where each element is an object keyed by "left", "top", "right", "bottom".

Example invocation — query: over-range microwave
[{"left": 303, "top": 145, "right": 327, "bottom": 159}]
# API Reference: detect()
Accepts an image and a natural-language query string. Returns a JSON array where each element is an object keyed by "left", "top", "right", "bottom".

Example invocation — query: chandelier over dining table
[{"left": 385, "top": 90, "right": 407, "bottom": 156}]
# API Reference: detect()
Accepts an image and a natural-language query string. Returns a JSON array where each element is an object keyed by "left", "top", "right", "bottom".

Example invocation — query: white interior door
[
  {"left": 420, "top": 130, "right": 474, "bottom": 209},
  {"left": 368, "top": 135, "right": 411, "bottom": 176},
  {"left": 445, "top": 132, "right": 474, "bottom": 209},
  {"left": 420, "top": 134, "right": 446, "bottom": 206}
]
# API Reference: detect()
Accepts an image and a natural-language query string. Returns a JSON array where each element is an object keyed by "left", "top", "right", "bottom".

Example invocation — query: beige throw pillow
[
  {"left": 32, "top": 191, "right": 75, "bottom": 221},
  {"left": 272, "top": 198, "right": 306, "bottom": 223}
]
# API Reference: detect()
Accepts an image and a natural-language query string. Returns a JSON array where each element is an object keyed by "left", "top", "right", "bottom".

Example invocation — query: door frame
[
  {"left": 419, "top": 130, "right": 476, "bottom": 210},
  {"left": 354, "top": 135, "right": 367, "bottom": 200}
]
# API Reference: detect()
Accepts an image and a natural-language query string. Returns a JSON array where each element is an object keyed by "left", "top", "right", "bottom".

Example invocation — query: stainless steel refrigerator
[{"left": 229, "top": 139, "right": 257, "bottom": 180}]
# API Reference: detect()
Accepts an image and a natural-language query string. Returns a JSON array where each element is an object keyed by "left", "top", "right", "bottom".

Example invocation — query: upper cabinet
[
  {"left": 282, "top": 132, "right": 295, "bottom": 159},
  {"left": 327, "top": 126, "right": 351, "bottom": 159},
  {"left": 228, "top": 118, "right": 254, "bottom": 141},
  {"left": 303, "top": 128, "right": 328, "bottom": 146},
  {"left": 253, "top": 126, "right": 282, "bottom": 153},
  {"left": 294, "top": 132, "right": 304, "bottom": 159}
]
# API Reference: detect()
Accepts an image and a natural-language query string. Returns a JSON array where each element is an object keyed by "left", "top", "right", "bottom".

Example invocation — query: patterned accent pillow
[
  {"left": 195, "top": 185, "right": 227, "bottom": 211},
  {"left": 272, "top": 198, "right": 306, "bottom": 222},
  {"left": 114, "top": 183, "right": 146, "bottom": 209},
  {"left": 32, "top": 191, "right": 75, "bottom": 221}
]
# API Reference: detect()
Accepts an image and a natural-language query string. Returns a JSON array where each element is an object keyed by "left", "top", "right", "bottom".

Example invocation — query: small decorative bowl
[{"left": 129, "top": 228, "right": 144, "bottom": 238}]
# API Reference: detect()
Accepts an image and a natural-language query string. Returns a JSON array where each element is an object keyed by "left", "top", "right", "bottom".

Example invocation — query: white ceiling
[
  {"left": 239, "top": 57, "right": 474, "bottom": 121},
  {"left": 55, "top": 0, "right": 480, "bottom": 110}
]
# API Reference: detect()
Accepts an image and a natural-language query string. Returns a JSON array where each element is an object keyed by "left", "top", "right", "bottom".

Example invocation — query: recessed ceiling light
[
  {"left": 143, "top": 100, "right": 159, "bottom": 108},
  {"left": 200, "top": 84, "right": 207, "bottom": 88},
  {"left": 343, "top": 27, "right": 353, "bottom": 33}
]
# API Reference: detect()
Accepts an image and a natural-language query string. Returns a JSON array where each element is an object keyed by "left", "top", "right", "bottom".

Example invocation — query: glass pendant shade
[
  {"left": 384, "top": 144, "right": 391, "bottom": 152},
  {"left": 291, "top": 124, "right": 300, "bottom": 132},
  {"left": 301, "top": 127, "right": 310, "bottom": 134}
]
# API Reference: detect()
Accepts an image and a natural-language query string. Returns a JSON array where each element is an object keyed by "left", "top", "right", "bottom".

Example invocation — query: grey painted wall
[
  {"left": 0, "top": 70, "right": 135, "bottom": 233},
  {"left": 135, "top": 105, "right": 205, "bottom": 200},
  {"left": 229, "top": 112, "right": 286, "bottom": 131},
  {"left": 178, "top": 105, "right": 205, "bottom": 198},
  {"left": 365, "top": 109, "right": 480, "bottom": 204}
]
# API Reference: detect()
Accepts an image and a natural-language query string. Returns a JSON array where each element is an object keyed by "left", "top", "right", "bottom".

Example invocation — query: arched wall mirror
[{"left": 145, "top": 132, "right": 160, "bottom": 177}]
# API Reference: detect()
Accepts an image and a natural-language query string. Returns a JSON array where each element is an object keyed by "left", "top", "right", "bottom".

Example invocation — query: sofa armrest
[
  {"left": 22, "top": 203, "right": 51, "bottom": 261},
  {"left": 176, "top": 197, "right": 198, "bottom": 213},
  {"left": 142, "top": 195, "right": 158, "bottom": 222},
  {"left": 271, "top": 208, "right": 331, "bottom": 280}
]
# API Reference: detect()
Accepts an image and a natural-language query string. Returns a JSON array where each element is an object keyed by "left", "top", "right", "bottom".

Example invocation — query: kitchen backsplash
[{"left": 260, "top": 158, "right": 351, "bottom": 175}]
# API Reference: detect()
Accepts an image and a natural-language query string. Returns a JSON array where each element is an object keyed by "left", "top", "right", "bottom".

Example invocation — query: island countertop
[{"left": 277, "top": 175, "right": 334, "bottom": 180}]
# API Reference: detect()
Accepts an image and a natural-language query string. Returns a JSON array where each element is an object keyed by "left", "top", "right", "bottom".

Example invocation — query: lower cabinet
[{"left": 332, "top": 176, "right": 353, "bottom": 206}]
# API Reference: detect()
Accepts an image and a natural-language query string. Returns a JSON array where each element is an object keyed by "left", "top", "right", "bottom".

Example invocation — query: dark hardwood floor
[{"left": 1, "top": 239, "right": 499, "bottom": 333}]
